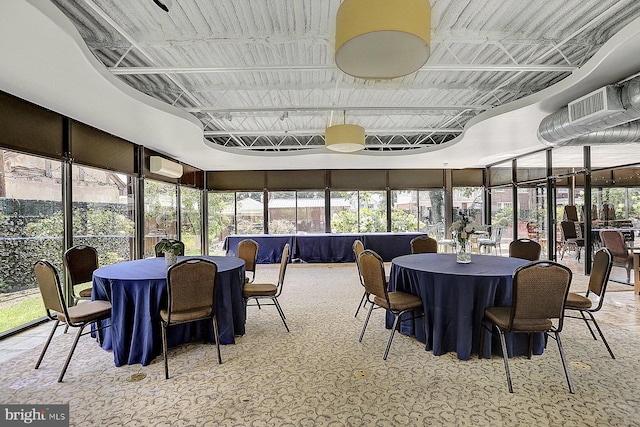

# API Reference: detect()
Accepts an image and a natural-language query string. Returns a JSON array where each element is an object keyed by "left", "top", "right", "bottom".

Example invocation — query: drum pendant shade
[
  {"left": 325, "top": 124, "right": 366, "bottom": 152},
  {"left": 335, "top": 0, "right": 431, "bottom": 79}
]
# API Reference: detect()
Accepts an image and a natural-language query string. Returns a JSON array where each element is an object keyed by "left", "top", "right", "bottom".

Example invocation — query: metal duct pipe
[
  {"left": 543, "top": 121, "right": 640, "bottom": 146},
  {"left": 538, "top": 74, "right": 640, "bottom": 146}
]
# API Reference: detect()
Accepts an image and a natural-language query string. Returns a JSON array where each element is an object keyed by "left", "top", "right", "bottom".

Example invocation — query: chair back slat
[
  {"left": 167, "top": 259, "right": 217, "bottom": 315},
  {"left": 410, "top": 235, "right": 438, "bottom": 254},
  {"left": 358, "top": 250, "right": 389, "bottom": 303},
  {"left": 64, "top": 245, "right": 99, "bottom": 285},
  {"left": 511, "top": 261, "right": 572, "bottom": 331},
  {"left": 238, "top": 239, "right": 259, "bottom": 273},
  {"left": 508, "top": 238, "right": 541, "bottom": 261},
  {"left": 588, "top": 248, "right": 613, "bottom": 300},
  {"left": 277, "top": 244, "right": 290, "bottom": 288},
  {"left": 34, "top": 260, "right": 67, "bottom": 316}
]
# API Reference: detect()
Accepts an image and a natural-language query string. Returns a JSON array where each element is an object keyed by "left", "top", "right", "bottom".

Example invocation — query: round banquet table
[
  {"left": 387, "top": 253, "right": 545, "bottom": 360},
  {"left": 92, "top": 256, "right": 245, "bottom": 367}
]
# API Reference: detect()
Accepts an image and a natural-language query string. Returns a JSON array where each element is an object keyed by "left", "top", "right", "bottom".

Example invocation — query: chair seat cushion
[
  {"left": 374, "top": 291, "right": 422, "bottom": 311},
  {"left": 484, "top": 306, "right": 552, "bottom": 332},
  {"left": 78, "top": 287, "right": 93, "bottom": 298},
  {"left": 564, "top": 292, "right": 593, "bottom": 310},
  {"left": 160, "top": 307, "right": 212, "bottom": 323},
  {"left": 243, "top": 283, "right": 277, "bottom": 298},
  {"left": 59, "top": 300, "right": 112, "bottom": 324},
  {"left": 477, "top": 239, "right": 494, "bottom": 245}
]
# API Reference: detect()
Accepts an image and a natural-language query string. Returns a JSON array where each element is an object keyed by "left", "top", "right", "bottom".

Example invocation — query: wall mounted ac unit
[{"left": 149, "top": 156, "right": 183, "bottom": 178}]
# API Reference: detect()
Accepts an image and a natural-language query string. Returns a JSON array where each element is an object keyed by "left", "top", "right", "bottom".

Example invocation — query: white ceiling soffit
[{"left": 2, "top": 0, "right": 640, "bottom": 170}]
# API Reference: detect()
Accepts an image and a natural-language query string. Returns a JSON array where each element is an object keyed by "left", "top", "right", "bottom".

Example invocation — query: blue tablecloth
[
  {"left": 387, "top": 253, "right": 544, "bottom": 360},
  {"left": 224, "top": 232, "right": 424, "bottom": 263},
  {"left": 223, "top": 234, "right": 294, "bottom": 264},
  {"left": 92, "top": 256, "right": 246, "bottom": 367},
  {"left": 294, "top": 234, "right": 362, "bottom": 262}
]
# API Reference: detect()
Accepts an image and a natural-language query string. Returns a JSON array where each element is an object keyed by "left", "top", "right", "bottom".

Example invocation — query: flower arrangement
[
  {"left": 449, "top": 211, "right": 479, "bottom": 243},
  {"left": 449, "top": 211, "right": 479, "bottom": 263}
]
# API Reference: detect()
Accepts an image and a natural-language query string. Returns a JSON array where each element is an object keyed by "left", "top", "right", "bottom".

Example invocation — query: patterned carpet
[{"left": 2, "top": 263, "right": 639, "bottom": 426}]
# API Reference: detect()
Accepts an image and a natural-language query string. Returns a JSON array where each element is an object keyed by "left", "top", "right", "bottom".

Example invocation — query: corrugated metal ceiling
[{"left": 50, "top": 0, "right": 640, "bottom": 152}]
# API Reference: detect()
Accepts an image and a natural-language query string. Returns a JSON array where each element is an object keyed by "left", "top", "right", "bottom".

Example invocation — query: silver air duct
[{"left": 537, "top": 74, "right": 640, "bottom": 146}]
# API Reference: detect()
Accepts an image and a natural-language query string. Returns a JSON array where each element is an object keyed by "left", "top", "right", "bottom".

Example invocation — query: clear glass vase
[
  {"left": 456, "top": 238, "right": 472, "bottom": 263},
  {"left": 165, "top": 252, "right": 178, "bottom": 266}
]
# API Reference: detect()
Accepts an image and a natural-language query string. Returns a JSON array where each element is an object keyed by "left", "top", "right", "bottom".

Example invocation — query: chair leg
[
  {"left": 586, "top": 312, "right": 615, "bottom": 359},
  {"left": 272, "top": 298, "right": 289, "bottom": 332},
  {"left": 561, "top": 244, "right": 567, "bottom": 260},
  {"left": 498, "top": 329, "right": 513, "bottom": 393},
  {"left": 162, "top": 321, "right": 169, "bottom": 379},
  {"left": 359, "top": 303, "right": 375, "bottom": 342},
  {"left": 578, "top": 311, "right": 597, "bottom": 340},
  {"left": 354, "top": 291, "right": 367, "bottom": 317},
  {"left": 554, "top": 331, "right": 575, "bottom": 394},
  {"left": 58, "top": 323, "right": 87, "bottom": 383},
  {"left": 211, "top": 316, "right": 222, "bottom": 365},
  {"left": 383, "top": 311, "right": 402, "bottom": 360},
  {"left": 528, "top": 333, "right": 533, "bottom": 360},
  {"left": 35, "top": 320, "right": 59, "bottom": 369},
  {"left": 478, "top": 319, "right": 486, "bottom": 359}
]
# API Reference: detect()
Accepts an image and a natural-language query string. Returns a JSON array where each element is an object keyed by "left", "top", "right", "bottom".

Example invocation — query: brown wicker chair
[
  {"left": 358, "top": 249, "right": 424, "bottom": 360},
  {"left": 565, "top": 248, "right": 615, "bottom": 358},
  {"left": 599, "top": 229, "right": 633, "bottom": 284},
  {"left": 64, "top": 245, "right": 99, "bottom": 303},
  {"left": 161, "top": 258, "right": 221, "bottom": 379},
  {"left": 243, "top": 243, "right": 290, "bottom": 332},
  {"left": 479, "top": 260, "right": 574, "bottom": 393},
  {"left": 353, "top": 239, "right": 367, "bottom": 317},
  {"left": 237, "top": 239, "right": 259, "bottom": 284},
  {"left": 34, "top": 260, "right": 112, "bottom": 382},
  {"left": 508, "top": 238, "right": 541, "bottom": 261},
  {"left": 410, "top": 235, "right": 438, "bottom": 254}
]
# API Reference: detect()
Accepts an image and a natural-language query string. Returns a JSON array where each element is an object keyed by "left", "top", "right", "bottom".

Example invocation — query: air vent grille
[{"left": 568, "top": 86, "right": 623, "bottom": 124}]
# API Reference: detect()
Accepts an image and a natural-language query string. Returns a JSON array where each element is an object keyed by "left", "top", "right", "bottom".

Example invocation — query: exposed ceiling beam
[
  {"left": 186, "top": 105, "right": 489, "bottom": 114},
  {"left": 204, "top": 128, "right": 462, "bottom": 137},
  {"left": 108, "top": 64, "right": 578, "bottom": 75}
]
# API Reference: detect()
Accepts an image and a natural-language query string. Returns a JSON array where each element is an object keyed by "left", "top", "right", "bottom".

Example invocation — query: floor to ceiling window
[
  {"left": 268, "top": 191, "right": 296, "bottom": 234},
  {"left": 296, "top": 191, "right": 325, "bottom": 233},
  {"left": 391, "top": 190, "right": 420, "bottom": 232},
  {"left": 72, "top": 164, "right": 135, "bottom": 266},
  {"left": 330, "top": 191, "right": 358, "bottom": 233},
  {"left": 144, "top": 180, "right": 177, "bottom": 258},
  {"left": 0, "top": 150, "right": 63, "bottom": 334},
  {"left": 208, "top": 192, "right": 235, "bottom": 255},
  {"left": 358, "top": 191, "right": 387, "bottom": 232},
  {"left": 180, "top": 186, "right": 202, "bottom": 255},
  {"left": 236, "top": 192, "right": 263, "bottom": 234}
]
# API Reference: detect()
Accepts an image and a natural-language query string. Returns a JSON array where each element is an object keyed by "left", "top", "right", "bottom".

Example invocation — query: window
[
  {"left": 236, "top": 192, "right": 263, "bottom": 234},
  {"left": 268, "top": 191, "right": 296, "bottom": 234},
  {"left": 296, "top": 191, "right": 325, "bottom": 233},
  {"left": 180, "top": 186, "right": 202, "bottom": 255},
  {"left": 330, "top": 191, "right": 357, "bottom": 233},
  {"left": 391, "top": 190, "right": 419, "bottom": 232},
  {"left": 72, "top": 164, "right": 135, "bottom": 266},
  {"left": 208, "top": 192, "right": 235, "bottom": 255},
  {"left": 144, "top": 180, "right": 177, "bottom": 258},
  {"left": 0, "top": 150, "right": 63, "bottom": 334},
  {"left": 359, "top": 191, "right": 387, "bottom": 232}
]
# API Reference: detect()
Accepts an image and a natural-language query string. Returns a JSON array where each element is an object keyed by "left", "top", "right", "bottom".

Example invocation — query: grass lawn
[{"left": 0, "top": 293, "right": 45, "bottom": 333}]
